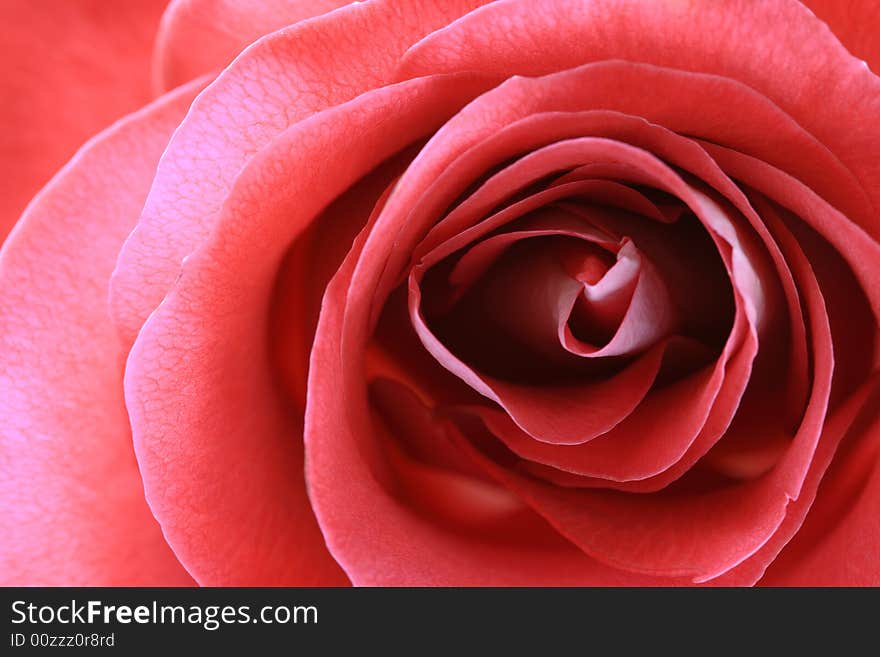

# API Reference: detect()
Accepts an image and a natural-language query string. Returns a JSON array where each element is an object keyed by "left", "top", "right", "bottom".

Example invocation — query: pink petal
[
  {"left": 760, "top": 378, "right": 880, "bottom": 586},
  {"left": 154, "top": 0, "right": 350, "bottom": 92},
  {"left": 700, "top": 142, "right": 880, "bottom": 330},
  {"left": 109, "top": 0, "right": 491, "bottom": 349},
  {"left": 0, "top": 0, "right": 167, "bottom": 243},
  {"left": 802, "top": 0, "right": 880, "bottom": 73},
  {"left": 471, "top": 314, "right": 749, "bottom": 486},
  {"left": 453, "top": 220, "right": 832, "bottom": 582},
  {"left": 398, "top": 0, "right": 880, "bottom": 237},
  {"left": 0, "top": 79, "right": 205, "bottom": 586},
  {"left": 365, "top": 61, "right": 867, "bottom": 338},
  {"left": 307, "top": 237, "right": 677, "bottom": 585},
  {"left": 124, "top": 73, "right": 491, "bottom": 585}
]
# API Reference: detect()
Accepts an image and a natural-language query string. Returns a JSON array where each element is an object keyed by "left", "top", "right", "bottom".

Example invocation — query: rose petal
[
  {"left": 408, "top": 136, "right": 762, "bottom": 446},
  {"left": 699, "top": 141, "right": 880, "bottom": 342},
  {"left": 124, "top": 73, "right": 491, "bottom": 585},
  {"left": 273, "top": 157, "right": 410, "bottom": 410},
  {"left": 308, "top": 233, "right": 678, "bottom": 585},
  {"left": 109, "top": 0, "right": 491, "bottom": 348},
  {"left": 453, "top": 223, "right": 832, "bottom": 582},
  {"left": 759, "top": 377, "right": 880, "bottom": 586},
  {"left": 368, "top": 377, "right": 534, "bottom": 531},
  {"left": 711, "top": 208, "right": 869, "bottom": 583},
  {"left": 367, "top": 62, "right": 865, "bottom": 338},
  {"left": 153, "top": 0, "right": 351, "bottom": 92},
  {"left": 398, "top": 0, "right": 880, "bottom": 236},
  {"left": 468, "top": 310, "right": 748, "bottom": 486},
  {"left": 0, "top": 0, "right": 167, "bottom": 243},
  {"left": 415, "top": 102, "right": 820, "bottom": 486},
  {"left": 418, "top": 189, "right": 678, "bottom": 361},
  {"left": 802, "top": 0, "right": 880, "bottom": 73},
  {"left": 411, "top": 272, "right": 670, "bottom": 445},
  {"left": 0, "top": 79, "right": 205, "bottom": 586},
  {"left": 341, "top": 61, "right": 832, "bottom": 506},
  {"left": 441, "top": 208, "right": 619, "bottom": 306},
  {"left": 319, "top": 143, "right": 779, "bottom": 586}
]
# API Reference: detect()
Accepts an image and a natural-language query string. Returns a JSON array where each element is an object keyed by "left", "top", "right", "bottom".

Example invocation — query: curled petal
[
  {"left": 398, "top": 0, "right": 880, "bottom": 236},
  {"left": 308, "top": 239, "right": 681, "bottom": 585},
  {"left": 124, "top": 73, "right": 492, "bottom": 585},
  {"left": 110, "top": 0, "right": 492, "bottom": 348},
  {"left": 760, "top": 377, "right": 880, "bottom": 586}
]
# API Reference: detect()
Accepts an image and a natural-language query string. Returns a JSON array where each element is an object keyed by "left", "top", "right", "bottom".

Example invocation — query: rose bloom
[{"left": 1, "top": 0, "right": 878, "bottom": 587}]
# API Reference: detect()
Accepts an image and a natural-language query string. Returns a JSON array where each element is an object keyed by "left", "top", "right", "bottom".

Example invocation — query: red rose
[{"left": 1, "top": 0, "right": 878, "bottom": 586}]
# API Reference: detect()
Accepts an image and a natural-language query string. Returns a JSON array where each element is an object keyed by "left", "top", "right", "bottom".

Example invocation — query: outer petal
[
  {"left": 760, "top": 379, "right": 880, "bottom": 585},
  {"left": 0, "top": 79, "right": 205, "bottom": 586},
  {"left": 153, "top": 0, "right": 351, "bottom": 92},
  {"left": 110, "top": 0, "right": 491, "bottom": 348},
  {"left": 0, "top": 0, "right": 168, "bottom": 244},
  {"left": 124, "top": 74, "right": 493, "bottom": 585},
  {"left": 802, "top": 0, "right": 880, "bottom": 73}
]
